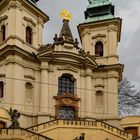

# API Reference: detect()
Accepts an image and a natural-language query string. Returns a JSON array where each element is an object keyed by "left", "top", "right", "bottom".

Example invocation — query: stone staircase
[
  {"left": 0, "top": 128, "right": 53, "bottom": 140},
  {"left": 27, "top": 119, "right": 132, "bottom": 140}
]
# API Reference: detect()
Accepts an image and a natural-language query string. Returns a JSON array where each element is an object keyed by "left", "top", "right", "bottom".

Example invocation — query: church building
[{"left": 0, "top": 0, "right": 136, "bottom": 139}]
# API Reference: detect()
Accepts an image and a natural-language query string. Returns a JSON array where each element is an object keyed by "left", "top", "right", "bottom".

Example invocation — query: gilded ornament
[{"left": 60, "top": 9, "right": 72, "bottom": 21}]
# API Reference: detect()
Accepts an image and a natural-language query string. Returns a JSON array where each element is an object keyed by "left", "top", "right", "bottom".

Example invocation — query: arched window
[
  {"left": 26, "top": 26, "right": 32, "bottom": 45},
  {"left": 58, "top": 74, "right": 75, "bottom": 95},
  {"left": 1, "top": 25, "right": 6, "bottom": 41},
  {"left": 25, "top": 82, "right": 33, "bottom": 99},
  {"left": 58, "top": 106, "right": 75, "bottom": 120},
  {"left": 95, "top": 41, "right": 103, "bottom": 57},
  {"left": 0, "top": 82, "right": 4, "bottom": 98}
]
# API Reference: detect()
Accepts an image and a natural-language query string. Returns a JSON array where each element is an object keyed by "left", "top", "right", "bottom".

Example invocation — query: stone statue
[
  {"left": 73, "top": 133, "right": 85, "bottom": 140},
  {"left": 9, "top": 108, "right": 20, "bottom": 128}
]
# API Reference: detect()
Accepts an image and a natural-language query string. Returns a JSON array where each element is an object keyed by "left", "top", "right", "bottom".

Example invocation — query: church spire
[
  {"left": 59, "top": 10, "right": 74, "bottom": 42},
  {"left": 85, "top": 0, "right": 114, "bottom": 22},
  {"left": 53, "top": 10, "right": 79, "bottom": 48},
  {"left": 59, "top": 19, "right": 74, "bottom": 42}
]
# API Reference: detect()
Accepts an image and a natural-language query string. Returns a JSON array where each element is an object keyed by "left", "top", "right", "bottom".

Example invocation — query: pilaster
[
  {"left": 85, "top": 68, "right": 92, "bottom": 117},
  {"left": 40, "top": 61, "right": 49, "bottom": 113}
]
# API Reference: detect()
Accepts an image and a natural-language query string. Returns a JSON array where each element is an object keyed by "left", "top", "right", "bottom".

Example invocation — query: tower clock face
[{"left": 58, "top": 107, "right": 75, "bottom": 120}]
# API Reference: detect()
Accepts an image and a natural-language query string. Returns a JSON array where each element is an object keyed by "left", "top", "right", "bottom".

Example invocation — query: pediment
[
  {"left": 38, "top": 47, "right": 98, "bottom": 69},
  {"left": 23, "top": 16, "right": 36, "bottom": 27},
  {"left": 84, "top": 55, "right": 98, "bottom": 68},
  {"left": 92, "top": 33, "right": 106, "bottom": 39}
]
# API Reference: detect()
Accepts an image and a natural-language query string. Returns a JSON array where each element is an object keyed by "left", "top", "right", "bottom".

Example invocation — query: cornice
[
  {"left": 8, "top": 1, "right": 22, "bottom": 11},
  {"left": 24, "top": 75, "right": 35, "bottom": 80},
  {"left": 23, "top": 0, "right": 49, "bottom": 23},
  {"left": 78, "top": 17, "right": 122, "bottom": 42},
  {"left": 0, "top": 35, "right": 38, "bottom": 51},
  {"left": 0, "top": 15, "right": 8, "bottom": 24},
  {"left": 0, "top": 45, "right": 40, "bottom": 66},
  {"left": 38, "top": 49, "right": 98, "bottom": 70},
  {"left": 93, "top": 63, "right": 124, "bottom": 80},
  {"left": 92, "top": 33, "right": 106, "bottom": 39},
  {"left": 23, "top": 16, "right": 37, "bottom": 27},
  {"left": 4, "top": 57, "right": 40, "bottom": 71}
]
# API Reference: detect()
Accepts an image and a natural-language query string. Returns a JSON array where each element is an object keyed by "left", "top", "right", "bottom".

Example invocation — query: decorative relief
[
  {"left": 57, "top": 65, "right": 78, "bottom": 73},
  {"left": 8, "top": 1, "right": 22, "bottom": 11},
  {"left": 23, "top": 17, "right": 37, "bottom": 27},
  {"left": 108, "top": 25, "right": 118, "bottom": 32},
  {"left": 64, "top": 45, "right": 73, "bottom": 49},
  {"left": 24, "top": 98, "right": 33, "bottom": 104},
  {"left": 82, "top": 29, "right": 91, "bottom": 37},
  {"left": 54, "top": 95, "right": 80, "bottom": 120}
]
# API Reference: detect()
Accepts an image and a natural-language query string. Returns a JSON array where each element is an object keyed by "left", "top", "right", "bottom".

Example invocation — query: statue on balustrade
[{"left": 9, "top": 108, "right": 20, "bottom": 128}]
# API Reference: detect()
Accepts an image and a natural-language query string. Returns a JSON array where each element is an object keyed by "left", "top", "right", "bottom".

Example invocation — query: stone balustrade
[
  {"left": 0, "top": 128, "right": 52, "bottom": 140},
  {"left": 28, "top": 119, "right": 131, "bottom": 139}
]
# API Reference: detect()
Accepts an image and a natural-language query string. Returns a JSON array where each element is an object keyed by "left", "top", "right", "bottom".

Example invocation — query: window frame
[
  {"left": 26, "top": 26, "right": 33, "bottom": 45},
  {"left": 95, "top": 41, "right": 104, "bottom": 57},
  {"left": 25, "top": 82, "right": 33, "bottom": 99},
  {"left": 58, "top": 106, "right": 76, "bottom": 120},
  {"left": 0, "top": 81, "right": 4, "bottom": 98},
  {"left": 58, "top": 74, "right": 75, "bottom": 96},
  {"left": 1, "top": 25, "right": 6, "bottom": 41}
]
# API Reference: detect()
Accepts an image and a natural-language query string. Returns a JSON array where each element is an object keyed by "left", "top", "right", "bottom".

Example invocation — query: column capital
[{"left": 41, "top": 61, "right": 49, "bottom": 70}]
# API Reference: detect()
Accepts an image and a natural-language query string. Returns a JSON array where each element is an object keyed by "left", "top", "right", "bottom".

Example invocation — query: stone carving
[{"left": 9, "top": 108, "right": 20, "bottom": 128}]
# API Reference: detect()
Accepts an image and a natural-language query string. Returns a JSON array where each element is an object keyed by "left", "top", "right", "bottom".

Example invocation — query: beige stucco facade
[{"left": 0, "top": 0, "right": 134, "bottom": 140}]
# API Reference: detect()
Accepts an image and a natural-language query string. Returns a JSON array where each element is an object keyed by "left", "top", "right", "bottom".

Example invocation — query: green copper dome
[{"left": 85, "top": 0, "right": 114, "bottom": 22}]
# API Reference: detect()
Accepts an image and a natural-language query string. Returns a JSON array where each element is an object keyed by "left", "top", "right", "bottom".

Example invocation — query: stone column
[
  {"left": 85, "top": 68, "right": 92, "bottom": 117},
  {"left": 40, "top": 61, "right": 49, "bottom": 113}
]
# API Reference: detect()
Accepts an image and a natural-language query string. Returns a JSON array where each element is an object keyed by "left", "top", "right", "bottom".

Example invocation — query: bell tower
[
  {"left": 78, "top": 0, "right": 121, "bottom": 65},
  {"left": 0, "top": 0, "right": 49, "bottom": 127},
  {"left": 0, "top": 0, "right": 48, "bottom": 51},
  {"left": 78, "top": 0, "right": 123, "bottom": 120}
]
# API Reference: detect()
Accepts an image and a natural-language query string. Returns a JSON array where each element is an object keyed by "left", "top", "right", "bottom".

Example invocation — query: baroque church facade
[{"left": 0, "top": 0, "right": 137, "bottom": 139}]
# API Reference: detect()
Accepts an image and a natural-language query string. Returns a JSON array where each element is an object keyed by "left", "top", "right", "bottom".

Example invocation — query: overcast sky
[{"left": 37, "top": 0, "right": 140, "bottom": 90}]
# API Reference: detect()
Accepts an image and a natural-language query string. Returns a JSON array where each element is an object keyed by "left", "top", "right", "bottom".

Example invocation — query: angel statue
[{"left": 9, "top": 108, "right": 20, "bottom": 128}]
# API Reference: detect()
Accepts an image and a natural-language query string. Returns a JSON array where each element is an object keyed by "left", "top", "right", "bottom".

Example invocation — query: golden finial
[{"left": 60, "top": 9, "right": 72, "bottom": 21}]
